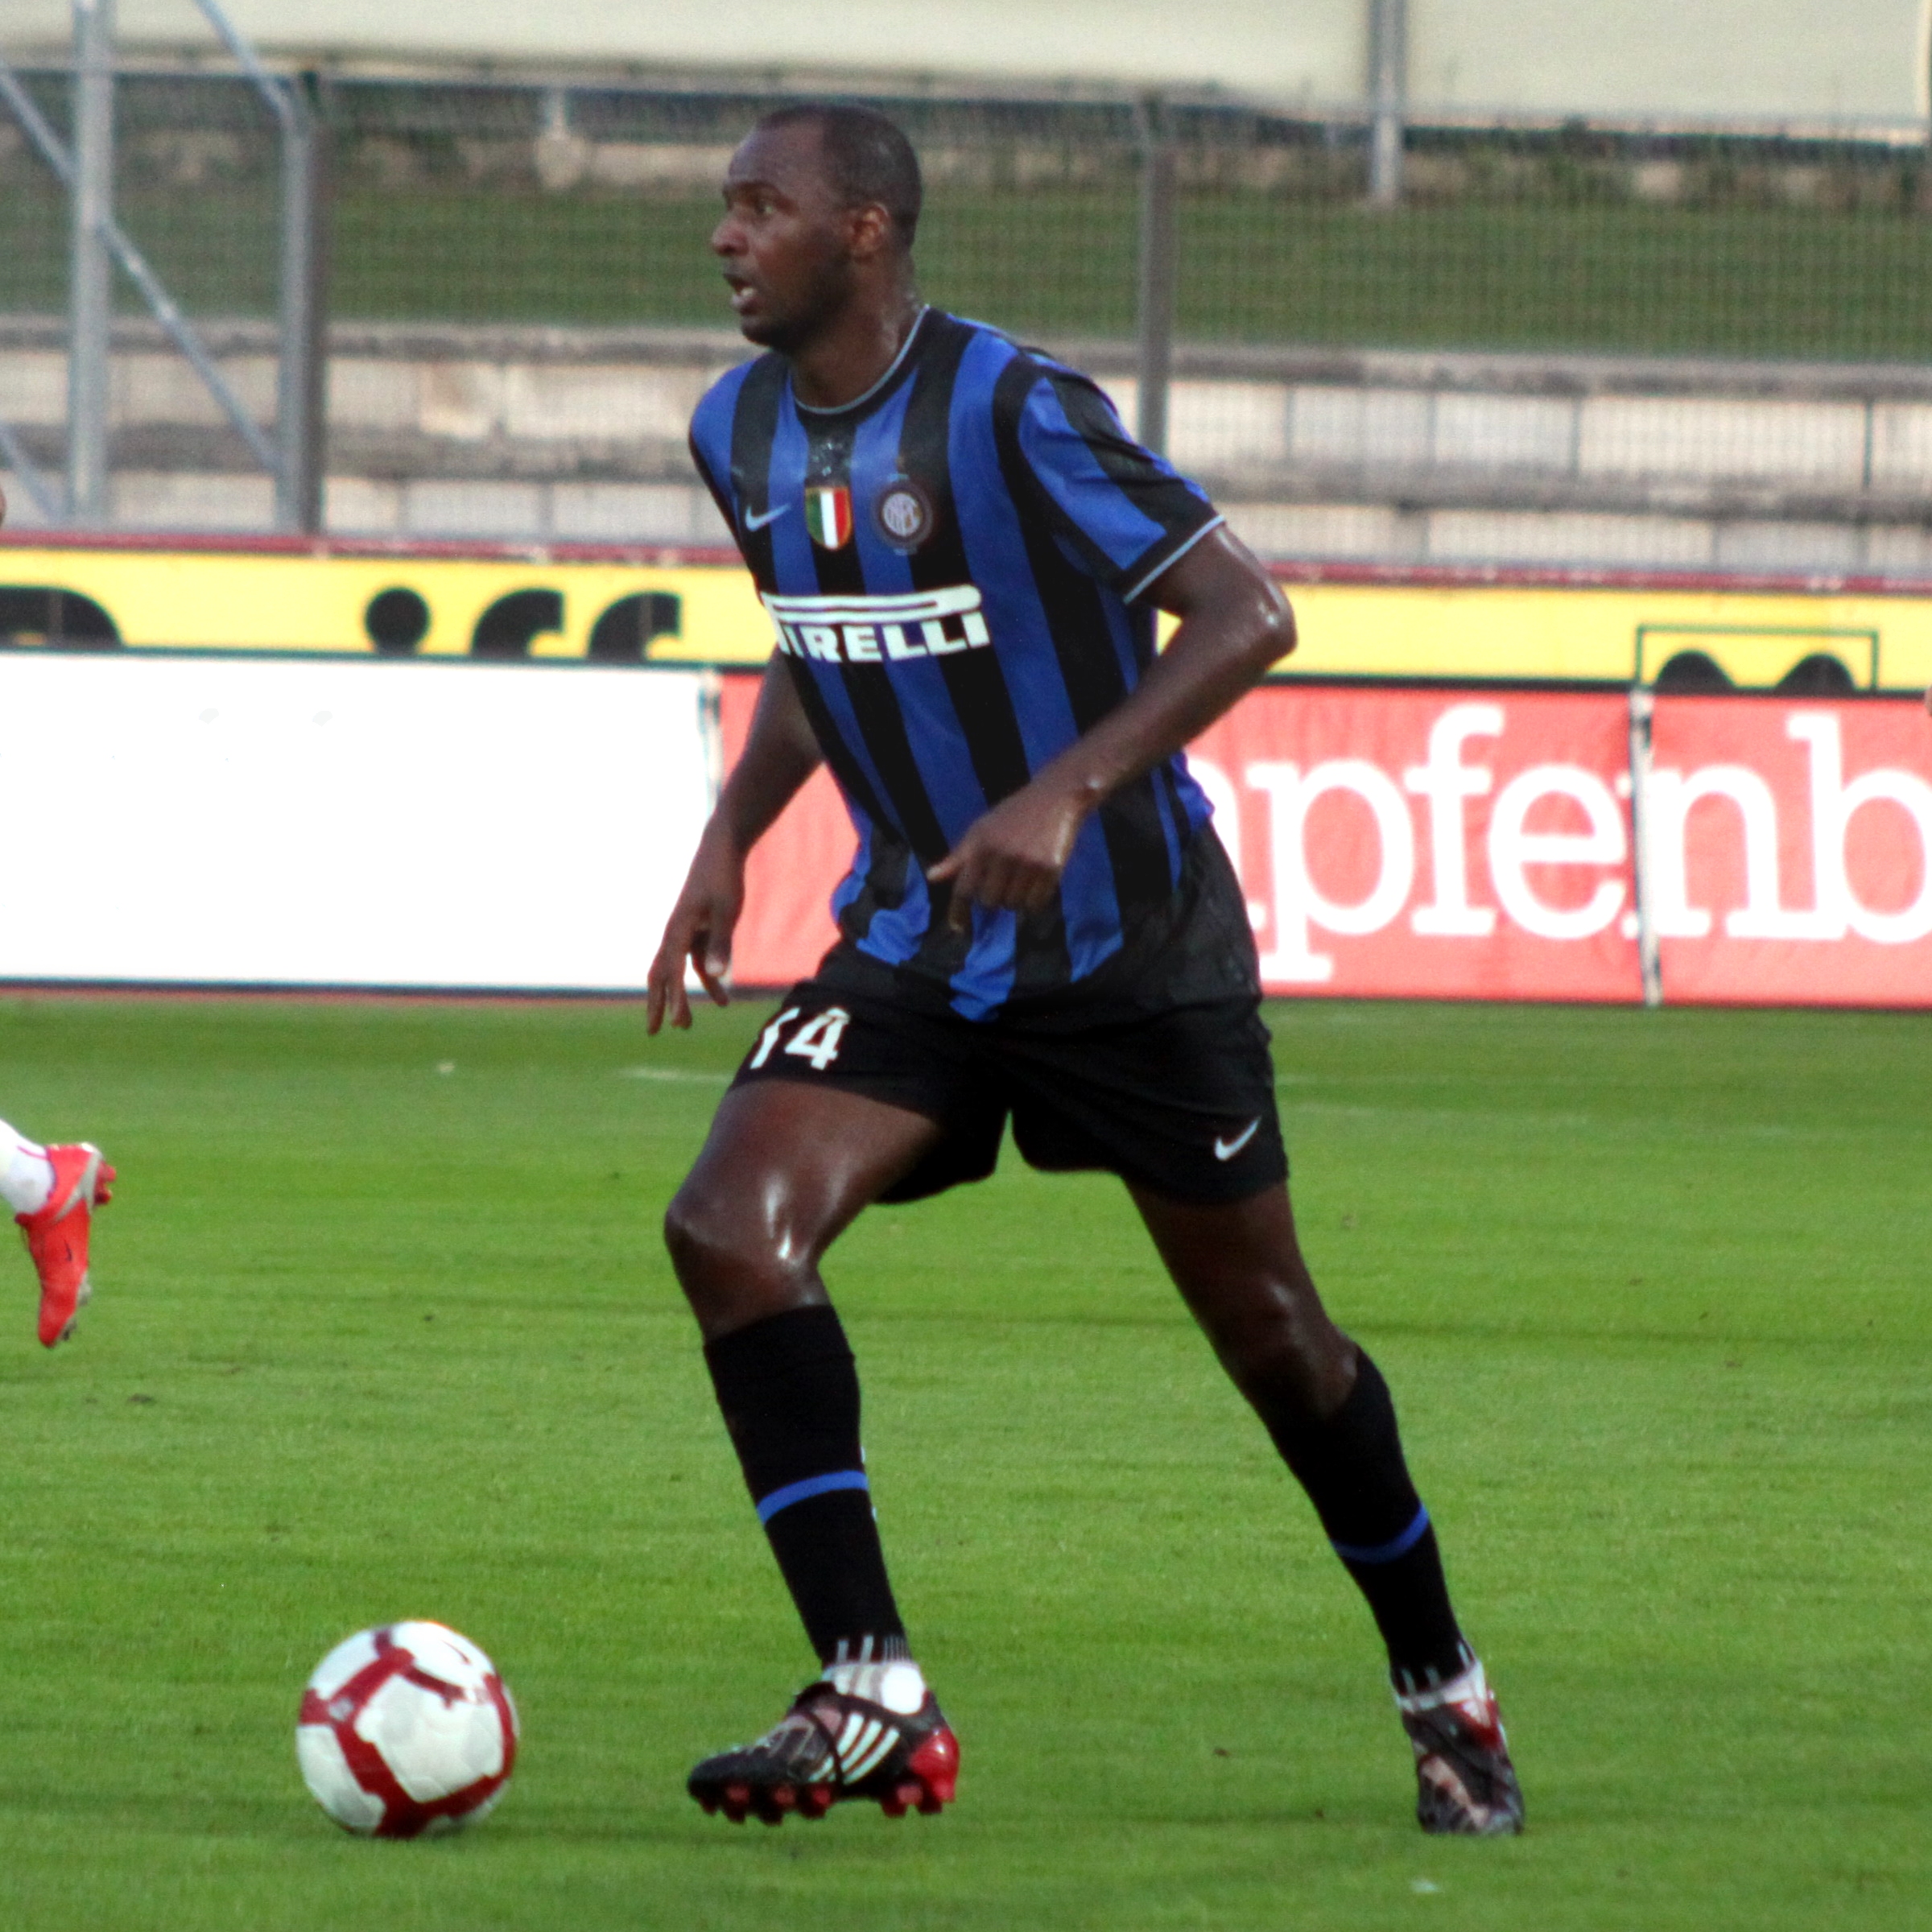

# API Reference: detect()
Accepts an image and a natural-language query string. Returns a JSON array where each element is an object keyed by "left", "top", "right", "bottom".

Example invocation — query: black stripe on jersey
[
  {"left": 780, "top": 658, "right": 898, "bottom": 853},
  {"left": 900, "top": 316, "right": 1068, "bottom": 991},
  {"left": 901, "top": 319, "right": 1036, "bottom": 810},
  {"left": 778, "top": 418, "right": 925, "bottom": 938},
  {"left": 1154, "top": 755, "right": 1199, "bottom": 865},
  {"left": 797, "top": 411, "right": 959, "bottom": 951},
  {"left": 776, "top": 653, "right": 920, "bottom": 934},
  {"left": 727, "top": 356, "right": 792, "bottom": 581},
  {"left": 724, "top": 363, "right": 906, "bottom": 868},
  {"left": 991, "top": 357, "right": 1180, "bottom": 927}
]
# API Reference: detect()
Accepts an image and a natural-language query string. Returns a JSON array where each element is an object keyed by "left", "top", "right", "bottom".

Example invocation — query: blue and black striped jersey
[{"left": 689, "top": 308, "right": 1226, "bottom": 1020}]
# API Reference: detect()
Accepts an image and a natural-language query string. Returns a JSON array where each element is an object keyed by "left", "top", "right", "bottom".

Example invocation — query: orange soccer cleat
[{"left": 18, "top": 1142, "right": 114, "bottom": 1347}]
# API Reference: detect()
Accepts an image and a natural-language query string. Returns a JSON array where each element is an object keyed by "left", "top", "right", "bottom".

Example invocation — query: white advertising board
[{"left": 0, "top": 654, "right": 715, "bottom": 991}]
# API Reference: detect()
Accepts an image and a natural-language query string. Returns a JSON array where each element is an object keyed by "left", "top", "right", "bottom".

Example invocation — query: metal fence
[
  {"left": 11, "top": 75, "right": 1932, "bottom": 354},
  {"left": 5, "top": 57, "right": 1932, "bottom": 564}
]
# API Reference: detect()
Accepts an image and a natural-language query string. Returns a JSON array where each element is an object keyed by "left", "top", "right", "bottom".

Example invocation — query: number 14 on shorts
[{"left": 749, "top": 1005, "right": 852, "bottom": 1073}]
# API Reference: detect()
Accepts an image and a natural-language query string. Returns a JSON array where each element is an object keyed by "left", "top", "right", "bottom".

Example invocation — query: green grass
[
  {"left": 11, "top": 181, "right": 1932, "bottom": 359},
  {"left": 0, "top": 993, "right": 1927, "bottom": 1931}
]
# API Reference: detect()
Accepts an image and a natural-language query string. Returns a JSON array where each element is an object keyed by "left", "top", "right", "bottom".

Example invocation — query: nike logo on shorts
[
  {"left": 744, "top": 502, "right": 793, "bottom": 530},
  {"left": 1214, "top": 1118, "right": 1261, "bottom": 1162}
]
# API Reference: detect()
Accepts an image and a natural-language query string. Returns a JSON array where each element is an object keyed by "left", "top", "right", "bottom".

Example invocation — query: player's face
[{"left": 712, "top": 124, "right": 860, "bottom": 351}]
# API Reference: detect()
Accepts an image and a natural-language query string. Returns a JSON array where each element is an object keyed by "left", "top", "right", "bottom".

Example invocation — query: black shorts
[{"left": 729, "top": 985, "right": 1287, "bottom": 1207}]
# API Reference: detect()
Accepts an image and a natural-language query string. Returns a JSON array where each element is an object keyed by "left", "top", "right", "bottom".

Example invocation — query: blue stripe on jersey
[
  {"left": 847, "top": 381, "right": 1021, "bottom": 1011},
  {"left": 1017, "top": 378, "right": 1177, "bottom": 584},
  {"left": 850, "top": 387, "right": 989, "bottom": 849},
  {"left": 688, "top": 360, "right": 753, "bottom": 517},
  {"left": 1179, "top": 769, "right": 1214, "bottom": 834},
  {"left": 949, "top": 331, "right": 1127, "bottom": 985},
  {"left": 1149, "top": 755, "right": 1183, "bottom": 879},
  {"left": 831, "top": 811, "right": 873, "bottom": 926}
]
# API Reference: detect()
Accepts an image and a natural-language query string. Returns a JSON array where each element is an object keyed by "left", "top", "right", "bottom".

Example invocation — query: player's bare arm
[
  {"left": 646, "top": 659, "right": 823, "bottom": 1034},
  {"left": 927, "top": 525, "right": 1293, "bottom": 928}
]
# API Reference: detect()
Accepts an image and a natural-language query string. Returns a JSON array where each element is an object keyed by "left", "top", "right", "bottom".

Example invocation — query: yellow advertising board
[
  {"left": 0, "top": 542, "right": 768, "bottom": 663},
  {"left": 3, "top": 538, "right": 1931, "bottom": 691}
]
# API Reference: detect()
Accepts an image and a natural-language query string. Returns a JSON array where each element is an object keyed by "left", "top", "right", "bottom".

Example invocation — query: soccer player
[
  {"left": 0, "top": 1122, "right": 112, "bottom": 1346},
  {"left": 647, "top": 103, "right": 1523, "bottom": 1837}
]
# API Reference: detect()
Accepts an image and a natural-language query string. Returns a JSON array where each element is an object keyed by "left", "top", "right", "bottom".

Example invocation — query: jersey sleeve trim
[
  {"left": 1120, "top": 510, "right": 1227, "bottom": 605},
  {"left": 1007, "top": 364, "right": 1221, "bottom": 600}
]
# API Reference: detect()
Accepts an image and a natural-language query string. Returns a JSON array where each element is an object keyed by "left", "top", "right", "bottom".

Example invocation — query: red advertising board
[
  {"left": 1645, "top": 696, "right": 1932, "bottom": 1006},
  {"left": 716, "top": 671, "right": 1932, "bottom": 1008},
  {"left": 1187, "top": 686, "right": 1640, "bottom": 1001},
  {"left": 718, "top": 675, "right": 848, "bottom": 989}
]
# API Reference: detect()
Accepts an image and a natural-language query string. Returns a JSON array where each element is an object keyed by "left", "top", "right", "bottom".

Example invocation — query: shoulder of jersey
[
  {"left": 696, "top": 352, "right": 778, "bottom": 409},
  {"left": 966, "top": 326, "right": 1102, "bottom": 409}
]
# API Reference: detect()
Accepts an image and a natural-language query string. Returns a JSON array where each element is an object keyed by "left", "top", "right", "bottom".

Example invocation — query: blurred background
[{"left": 6, "top": 0, "right": 1932, "bottom": 576}]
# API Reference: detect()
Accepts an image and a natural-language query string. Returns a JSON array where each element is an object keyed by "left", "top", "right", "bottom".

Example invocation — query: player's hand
[
  {"left": 926, "top": 779, "right": 1091, "bottom": 933},
  {"left": 646, "top": 829, "right": 745, "bottom": 1034}
]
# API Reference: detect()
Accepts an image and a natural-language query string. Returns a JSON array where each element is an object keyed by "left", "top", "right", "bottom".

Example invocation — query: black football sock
[
  {"left": 703, "top": 1304, "right": 910, "bottom": 1667},
  {"left": 1257, "top": 1349, "right": 1471, "bottom": 1691}
]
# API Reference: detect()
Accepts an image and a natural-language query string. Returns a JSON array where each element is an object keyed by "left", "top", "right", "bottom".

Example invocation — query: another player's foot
[
  {"left": 1395, "top": 1656, "right": 1524, "bottom": 1835},
  {"left": 18, "top": 1142, "right": 114, "bottom": 1347},
  {"left": 688, "top": 1660, "right": 958, "bottom": 1825}
]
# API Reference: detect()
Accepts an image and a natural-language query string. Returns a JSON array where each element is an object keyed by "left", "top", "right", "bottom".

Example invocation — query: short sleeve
[
  {"left": 687, "top": 367, "right": 749, "bottom": 555},
  {"left": 687, "top": 428, "right": 741, "bottom": 552},
  {"left": 1009, "top": 368, "right": 1223, "bottom": 601}
]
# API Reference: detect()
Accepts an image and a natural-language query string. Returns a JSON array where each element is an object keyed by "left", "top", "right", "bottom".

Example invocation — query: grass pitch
[{"left": 0, "top": 993, "right": 1926, "bottom": 1932}]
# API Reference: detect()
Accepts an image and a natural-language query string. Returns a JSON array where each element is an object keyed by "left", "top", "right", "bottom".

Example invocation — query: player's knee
[
  {"left": 662, "top": 1183, "right": 733, "bottom": 1290},
  {"left": 663, "top": 1179, "right": 799, "bottom": 1308}
]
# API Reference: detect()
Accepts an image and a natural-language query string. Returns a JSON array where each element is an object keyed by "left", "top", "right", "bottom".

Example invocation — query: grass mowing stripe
[{"left": 0, "top": 994, "right": 1926, "bottom": 1930}]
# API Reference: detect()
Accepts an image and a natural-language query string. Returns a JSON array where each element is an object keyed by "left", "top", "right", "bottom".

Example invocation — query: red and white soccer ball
[{"left": 296, "top": 1620, "right": 518, "bottom": 1838}]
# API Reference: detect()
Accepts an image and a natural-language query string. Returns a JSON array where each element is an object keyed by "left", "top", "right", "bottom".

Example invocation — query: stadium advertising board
[
  {"left": 1647, "top": 697, "right": 1932, "bottom": 1006},
  {"left": 720, "top": 673, "right": 1932, "bottom": 1008},
  {"left": 0, "top": 630, "right": 1921, "bottom": 1001},
  {"left": 9, "top": 538, "right": 1932, "bottom": 691},
  {"left": 0, "top": 539, "right": 759, "bottom": 665},
  {"left": 0, "top": 654, "right": 713, "bottom": 990}
]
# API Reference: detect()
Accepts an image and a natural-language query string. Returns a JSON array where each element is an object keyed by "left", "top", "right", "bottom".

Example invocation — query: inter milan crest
[
  {"left": 873, "top": 477, "right": 935, "bottom": 551},
  {"left": 803, "top": 484, "right": 853, "bottom": 549}
]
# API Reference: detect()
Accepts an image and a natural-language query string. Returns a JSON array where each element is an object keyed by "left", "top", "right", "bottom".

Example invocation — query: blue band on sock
[
  {"left": 1331, "top": 1502, "right": 1430, "bottom": 1566},
  {"left": 754, "top": 1469, "right": 870, "bottom": 1525}
]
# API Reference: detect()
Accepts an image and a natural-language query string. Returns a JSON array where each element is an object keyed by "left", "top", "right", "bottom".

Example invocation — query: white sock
[
  {"left": 0, "top": 1122, "right": 55, "bottom": 1216},
  {"left": 824, "top": 1658, "right": 927, "bottom": 1714}
]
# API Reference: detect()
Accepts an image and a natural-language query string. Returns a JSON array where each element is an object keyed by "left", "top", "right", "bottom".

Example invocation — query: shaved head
[{"left": 752, "top": 103, "right": 923, "bottom": 253}]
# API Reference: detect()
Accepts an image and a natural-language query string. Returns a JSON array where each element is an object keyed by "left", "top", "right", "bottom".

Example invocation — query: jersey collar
[{"left": 791, "top": 307, "right": 931, "bottom": 420}]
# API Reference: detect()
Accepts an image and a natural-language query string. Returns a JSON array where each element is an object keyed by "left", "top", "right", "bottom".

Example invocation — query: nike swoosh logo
[
  {"left": 743, "top": 502, "right": 792, "bottom": 530},
  {"left": 1214, "top": 1118, "right": 1261, "bottom": 1162}
]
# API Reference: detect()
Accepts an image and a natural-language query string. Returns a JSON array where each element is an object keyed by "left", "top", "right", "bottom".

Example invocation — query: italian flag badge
[{"left": 804, "top": 484, "right": 853, "bottom": 548}]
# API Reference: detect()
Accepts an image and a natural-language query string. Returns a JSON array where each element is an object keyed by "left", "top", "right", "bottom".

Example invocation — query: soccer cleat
[
  {"left": 18, "top": 1142, "right": 114, "bottom": 1348},
  {"left": 688, "top": 1661, "right": 959, "bottom": 1826},
  {"left": 1395, "top": 1656, "right": 1524, "bottom": 1836}
]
